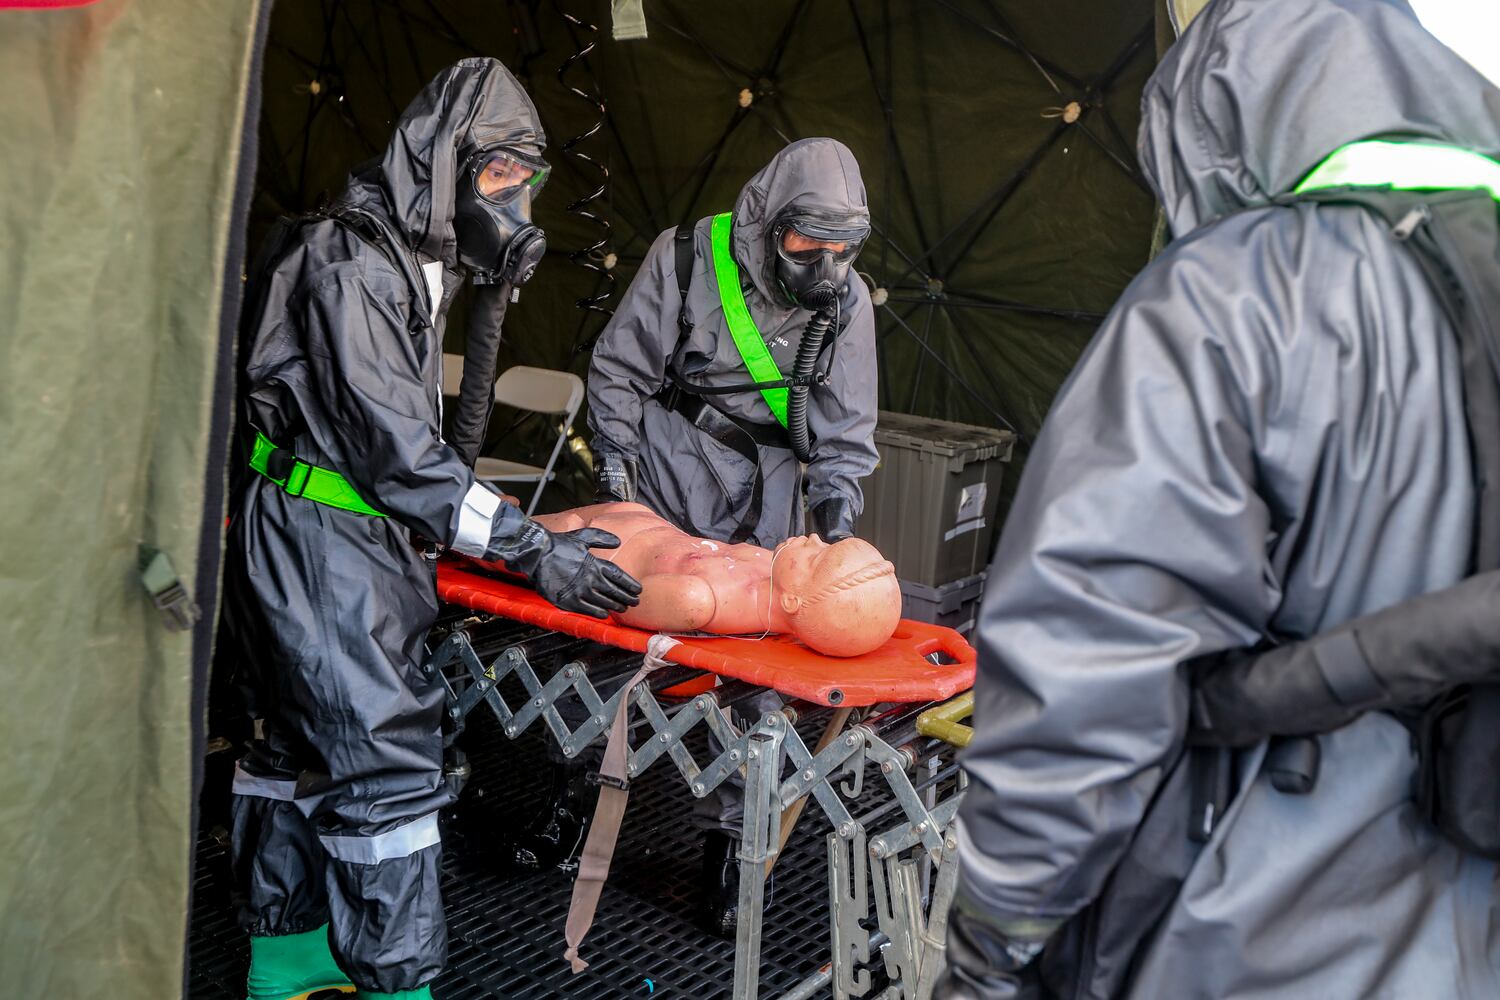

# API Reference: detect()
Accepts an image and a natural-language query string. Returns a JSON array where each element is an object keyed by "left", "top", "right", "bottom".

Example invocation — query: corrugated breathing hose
[{"left": 787, "top": 308, "right": 834, "bottom": 462}]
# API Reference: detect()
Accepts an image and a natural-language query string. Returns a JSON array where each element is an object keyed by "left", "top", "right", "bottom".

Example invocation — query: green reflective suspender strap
[
  {"left": 1295, "top": 140, "right": 1500, "bottom": 202},
  {"left": 709, "top": 212, "right": 790, "bottom": 428},
  {"left": 249, "top": 431, "right": 386, "bottom": 517}
]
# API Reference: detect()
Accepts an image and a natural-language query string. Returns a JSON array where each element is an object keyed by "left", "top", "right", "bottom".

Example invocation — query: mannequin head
[{"left": 774, "top": 536, "right": 900, "bottom": 656}]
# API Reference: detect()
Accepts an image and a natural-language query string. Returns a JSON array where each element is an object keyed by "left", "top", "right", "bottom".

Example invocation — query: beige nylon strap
[{"left": 563, "top": 634, "right": 680, "bottom": 973}]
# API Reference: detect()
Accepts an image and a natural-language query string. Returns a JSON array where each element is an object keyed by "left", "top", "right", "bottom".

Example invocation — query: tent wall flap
[{"left": 0, "top": 1, "right": 267, "bottom": 997}]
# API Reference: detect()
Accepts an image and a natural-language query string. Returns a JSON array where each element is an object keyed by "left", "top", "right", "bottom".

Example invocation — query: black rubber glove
[
  {"left": 535, "top": 528, "right": 644, "bottom": 618},
  {"left": 809, "top": 495, "right": 857, "bottom": 543},
  {"left": 594, "top": 453, "right": 639, "bottom": 503},
  {"left": 482, "top": 505, "right": 642, "bottom": 618},
  {"left": 932, "top": 899, "right": 1052, "bottom": 1000}
]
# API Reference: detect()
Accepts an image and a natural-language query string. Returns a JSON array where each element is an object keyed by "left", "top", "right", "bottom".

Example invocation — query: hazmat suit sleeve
[
  {"left": 805, "top": 283, "right": 879, "bottom": 513},
  {"left": 587, "top": 229, "right": 678, "bottom": 461},
  {"left": 1189, "top": 568, "right": 1500, "bottom": 747},
  {"left": 955, "top": 258, "right": 1282, "bottom": 931},
  {"left": 294, "top": 271, "right": 498, "bottom": 555}
]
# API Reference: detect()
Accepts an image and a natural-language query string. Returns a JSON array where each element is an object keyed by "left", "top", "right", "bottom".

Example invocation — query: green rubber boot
[
  {"left": 354, "top": 988, "right": 434, "bottom": 1000},
  {"left": 245, "top": 924, "right": 356, "bottom": 1000}
]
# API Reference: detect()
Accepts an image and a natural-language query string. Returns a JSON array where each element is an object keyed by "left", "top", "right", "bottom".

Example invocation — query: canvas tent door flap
[{"left": 0, "top": 2, "right": 268, "bottom": 999}]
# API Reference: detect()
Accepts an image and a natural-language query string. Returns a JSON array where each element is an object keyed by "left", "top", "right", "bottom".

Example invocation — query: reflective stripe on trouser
[
  {"left": 319, "top": 813, "right": 442, "bottom": 865},
  {"left": 224, "top": 478, "right": 454, "bottom": 993},
  {"left": 231, "top": 743, "right": 450, "bottom": 993},
  {"left": 234, "top": 760, "right": 299, "bottom": 801},
  {"left": 231, "top": 753, "right": 331, "bottom": 938},
  {"left": 236, "top": 757, "right": 443, "bottom": 865},
  {"left": 232, "top": 753, "right": 448, "bottom": 990}
]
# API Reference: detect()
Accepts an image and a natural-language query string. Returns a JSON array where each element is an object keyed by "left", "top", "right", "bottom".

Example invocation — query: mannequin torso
[{"left": 528, "top": 502, "right": 900, "bottom": 656}]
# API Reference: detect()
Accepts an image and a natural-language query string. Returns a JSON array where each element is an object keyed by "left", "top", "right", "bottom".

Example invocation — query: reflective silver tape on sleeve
[
  {"left": 232, "top": 761, "right": 298, "bottom": 802},
  {"left": 451, "top": 481, "right": 502, "bottom": 557},
  {"left": 318, "top": 811, "right": 442, "bottom": 865}
]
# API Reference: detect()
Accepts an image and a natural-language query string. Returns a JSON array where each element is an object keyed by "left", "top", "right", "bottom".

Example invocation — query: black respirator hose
[
  {"left": 450, "top": 282, "right": 511, "bottom": 467},
  {"left": 787, "top": 308, "right": 835, "bottom": 463}
]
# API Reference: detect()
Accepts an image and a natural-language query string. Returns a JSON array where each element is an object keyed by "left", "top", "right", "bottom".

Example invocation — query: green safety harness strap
[
  {"left": 249, "top": 431, "right": 386, "bottom": 517},
  {"left": 709, "top": 211, "right": 790, "bottom": 428},
  {"left": 1295, "top": 139, "right": 1500, "bottom": 201}
]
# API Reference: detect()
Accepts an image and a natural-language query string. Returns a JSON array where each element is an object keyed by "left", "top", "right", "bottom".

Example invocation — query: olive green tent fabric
[
  {"left": 250, "top": 1, "right": 1157, "bottom": 510},
  {"left": 0, "top": 1, "right": 264, "bottom": 996}
]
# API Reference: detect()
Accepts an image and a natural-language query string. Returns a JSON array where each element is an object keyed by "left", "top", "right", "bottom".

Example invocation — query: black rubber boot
[
  {"left": 511, "top": 761, "right": 598, "bottom": 873},
  {"left": 696, "top": 831, "right": 775, "bottom": 939}
]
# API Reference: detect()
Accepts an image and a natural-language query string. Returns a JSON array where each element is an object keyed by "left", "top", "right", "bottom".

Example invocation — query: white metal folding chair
[{"left": 441, "top": 354, "right": 585, "bottom": 516}]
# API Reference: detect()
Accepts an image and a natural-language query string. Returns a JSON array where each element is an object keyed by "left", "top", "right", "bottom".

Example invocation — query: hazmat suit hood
[
  {"left": 330, "top": 57, "right": 545, "bottom": 464},
  {"left": 1139, "top": 0, "right": 1500, "bottom": 238},
  {"left": 336, "top": 56, "right": 546, "bottom": 267},
  {"left": 731, "top": 137, "right": 869, "bottom": 304}
]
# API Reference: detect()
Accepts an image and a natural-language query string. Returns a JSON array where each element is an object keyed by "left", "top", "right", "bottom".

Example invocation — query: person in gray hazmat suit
[
  {"left": 507, "top": 138, "right": 878, "bottom": 936},
  {"left": 223, "top": 59, "right": 641, "bottom": 1000},
  {"left": 936, "top": 1, "right": 1500, "bottom": 997}
]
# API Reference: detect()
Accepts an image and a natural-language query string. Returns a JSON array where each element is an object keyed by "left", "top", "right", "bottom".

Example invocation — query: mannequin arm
[{"left": 616, "top": 574, "right": 716, "bottom": 632}]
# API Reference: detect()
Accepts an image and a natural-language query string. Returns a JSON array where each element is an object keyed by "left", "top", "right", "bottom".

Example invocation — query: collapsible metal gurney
[{"left": 427, "top": 558, "right": 980, "bottom": 1000}]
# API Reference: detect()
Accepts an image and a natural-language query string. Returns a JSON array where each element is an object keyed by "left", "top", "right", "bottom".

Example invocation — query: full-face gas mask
[
  {"left": 771, "top": 214, "right": 869, "bottom": 311},
  {"left": 453, "top": 146, "right": 551, "bottom": 286}
]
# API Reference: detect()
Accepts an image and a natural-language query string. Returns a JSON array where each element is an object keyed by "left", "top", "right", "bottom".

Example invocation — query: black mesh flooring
[{"left": 188, "top": 708, "right": 851, "bottom": 999}]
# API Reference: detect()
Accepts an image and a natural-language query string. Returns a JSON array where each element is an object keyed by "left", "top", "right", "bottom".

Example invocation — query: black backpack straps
[
  {"left": 1284, "top": 186, "right": 1500, "bottom": 566},
  {"left": 1181, "top": 187, "right": 1500, "bottom": 855},
  {"left": 674, "top": 223, "right": 696, "bottom": 339},
  {"left": 1415, "top": 195, "right": 1500, "bottom": 569},
  {"left": 322, "top": 205, "right": 432, "bottom": 332},
  {"left": 1374, "top": 190, "right": 1500, "bottom": 858}
]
